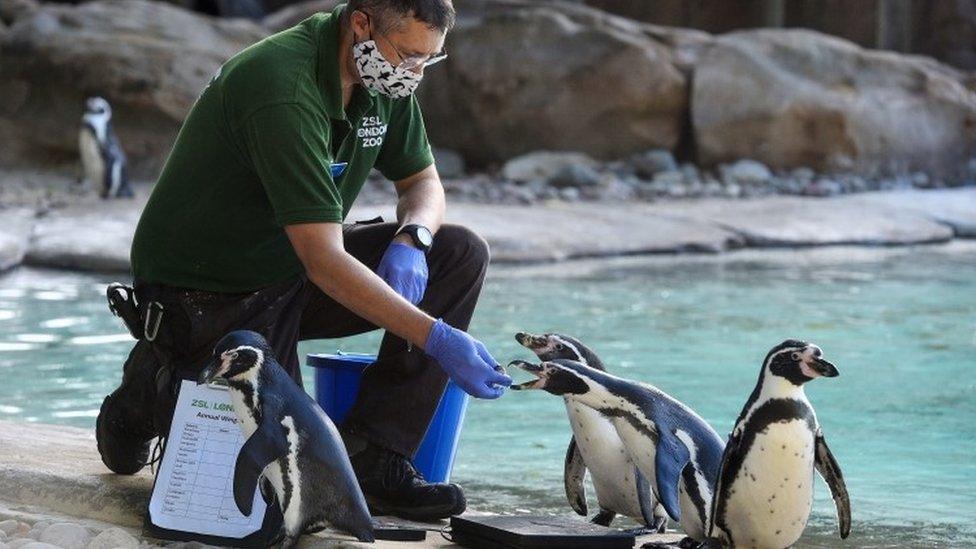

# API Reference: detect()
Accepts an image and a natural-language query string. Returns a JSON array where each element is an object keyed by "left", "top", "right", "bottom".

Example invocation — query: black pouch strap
[{"left": 106, "top": 283, "right": 145, "bottom": 340}]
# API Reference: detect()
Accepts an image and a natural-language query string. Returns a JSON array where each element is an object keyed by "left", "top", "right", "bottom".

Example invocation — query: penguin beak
[
  {"left": 810, "top": 356, "right": 839, "bottom": 378},
  {"left": 508, "top": 359, "right": 545, "bottom": 390},
  {"left": 197, "top": 356, "right": 223, "bottom": 385},
  {"left": 515, "top": 332, "right": 547, "bottom": 351}
]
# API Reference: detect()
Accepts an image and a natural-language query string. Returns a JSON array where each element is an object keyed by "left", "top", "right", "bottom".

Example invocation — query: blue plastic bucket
[{"left": 307, "top": 352, "right": 469, "bottom": 483}]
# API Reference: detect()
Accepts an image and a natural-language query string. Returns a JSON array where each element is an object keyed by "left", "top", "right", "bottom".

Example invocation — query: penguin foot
[
  {"left": 653, "top": 515, "right": 668, "bottom": 533},
  {"left": 278, "top": 535, "right": 299, "bottom": 549},
  {"left": 640, "top": 537, "right": 702, "bottom": 549}
]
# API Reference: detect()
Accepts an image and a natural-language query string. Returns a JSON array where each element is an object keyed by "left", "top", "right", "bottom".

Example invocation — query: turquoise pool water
[{"left": 1, "top": 246, "right": 974, "bottom": 547}]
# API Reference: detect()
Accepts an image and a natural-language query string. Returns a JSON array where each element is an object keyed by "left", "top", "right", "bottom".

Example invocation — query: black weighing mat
[{"left": 449, "top": 515, "right": 635, "bottom": 549}]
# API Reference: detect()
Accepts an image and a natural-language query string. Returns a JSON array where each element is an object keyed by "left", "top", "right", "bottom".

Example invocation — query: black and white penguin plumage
[
  {"left": 705, "top": 340, "right": 851, "bottom": 549},
  {"left": 515, "top": 332, "right": 668, "bottom": 533},
  {"left": 198, "top": 331, "right": 374, "bottom": 547},
  {"left": 510, "top": 358, "right": 724, "bottom": 544},
  {"left": 79, "top": 97, "right": 133, "bottom": 199}
]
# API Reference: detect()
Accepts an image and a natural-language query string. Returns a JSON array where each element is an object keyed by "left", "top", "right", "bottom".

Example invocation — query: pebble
[
  {"left": 630, "top": 149, "right": 678, "bottom": 178},
  {"left": 38, "top": 523, "right": 90, "bottom": 549},
  {"left": 722, "top": 159, "right": 773, "bottom": 186},
  {"left": 548, "top": 163, "right": 602, "bottom": 188},
  {"left": 85, "top": 528, "right": 138, "bottom": 549},
  {"left": 0, "top": 522, "right": 18, "bottom": 537},
  {"left": 18, "top": 544, "right": 61, "bottom": 549}
]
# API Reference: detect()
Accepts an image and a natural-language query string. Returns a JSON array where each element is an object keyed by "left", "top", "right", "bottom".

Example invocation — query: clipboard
[{"left": 144, "top": 380, "right": 283, "bottom": 548}]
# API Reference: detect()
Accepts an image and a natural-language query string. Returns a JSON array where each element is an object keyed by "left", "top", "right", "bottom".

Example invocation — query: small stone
[
  {"left": 39, "top": 523, "right": 90, "bottom": 549},
  {"left": 722, "top": 159, "right": 773, "bottom": 186},
  {"left": 85, "top": 528, "right": 138, "bottom": 549},
  {"left": 790, "top": 166, "right": 816, "bottom": 181},
  {"left": 500, "top": 151, "right": 596, "bottom": 182},
  {"left": 629, "top": 149, "right": 678, "bottom": 178},
  {"left": 558, "top": 186, "right": 581, "bottom": 201},
  {"left": 0, "top": 522, "right": 17, "bottom": 537},
  {"left": 803, "top": 178, "right": 843, "bottom": 197},
  {"left": 724, "top": 182, "right": 742, "bottom": 198},
  {"left": 679, "top": 163, "right": 701, "bottom": 185},
  {"left": 432, "top": 147, "right": 465, "bottom": 179},
  {"left": 548, "top": 163, "right": 602, "bottom": 188},
  {"left": 911, "top": 171, "right": 931, "bottom": 188},
  {"left": 18, "top": 544, "right": 62, "bottom": 549},
  {"left": 651, "top": 169, "right": 684, "bottom": 186},
  {"left": 1, "top": 530, "right": 7, "bottom": 542}
]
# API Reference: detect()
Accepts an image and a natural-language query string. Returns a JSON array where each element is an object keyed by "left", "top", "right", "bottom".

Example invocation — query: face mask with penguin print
[{"left": 353, "top": 40, "right": 423, "bottom": 99}]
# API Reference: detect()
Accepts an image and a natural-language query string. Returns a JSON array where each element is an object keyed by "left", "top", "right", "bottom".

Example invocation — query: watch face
[{"left": 416, "top": 226, "right": 434, "bottom": 248}]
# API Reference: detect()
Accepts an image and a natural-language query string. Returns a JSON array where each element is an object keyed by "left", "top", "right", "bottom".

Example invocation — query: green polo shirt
[{"left": 131, "top": 4, "right": 434, "bottom": 292}]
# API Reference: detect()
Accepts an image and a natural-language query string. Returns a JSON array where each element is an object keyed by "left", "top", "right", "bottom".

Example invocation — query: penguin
[
  {"left": 514, "top": 331, "right": 668, "bottom": 533},
  {"left": 704, "top": 340, "right": 851, "bottom": 549},
  {"left": 78, "top": 97, "right": 133, "bottom": 199},
  {"left": 509, "top": 358, "right": 724, "bottom": 545},
  {"left": 197, "top": 330, "right": 374, "bottom": 547}
]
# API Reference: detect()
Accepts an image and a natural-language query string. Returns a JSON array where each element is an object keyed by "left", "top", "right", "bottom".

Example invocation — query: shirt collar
[{"left": 318, "top": 4, "right": 377, "bottom": 121}]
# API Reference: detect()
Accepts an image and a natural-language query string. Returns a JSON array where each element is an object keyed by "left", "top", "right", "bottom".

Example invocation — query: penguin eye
[
  {"left": 790, "top": 352, "right": 801, "bottom": 361},
  {"left": 555, "top": 343, "right": 565, "bottom": 351}
]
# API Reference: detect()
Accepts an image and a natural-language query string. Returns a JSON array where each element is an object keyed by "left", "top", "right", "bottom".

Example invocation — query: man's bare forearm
[
  {"left": 286, "top": 223, "right": 435, "bottom": 347},
  {"left": 394, "top": 165, "right": 445, "bottom": 244}
]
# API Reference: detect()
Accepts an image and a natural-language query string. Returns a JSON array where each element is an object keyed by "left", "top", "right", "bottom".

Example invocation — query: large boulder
[
  {"left": 692, "top": 29, "right": 976, "bottom": 178},
  {"left": 0, "top": 0, "right": 267, "bottom": 177},
  {"left": 418, "top": 0, "right": 695, "bottom": 166},
  {"left": 263, "top": 0, "right": 341, "bottom": 33}
]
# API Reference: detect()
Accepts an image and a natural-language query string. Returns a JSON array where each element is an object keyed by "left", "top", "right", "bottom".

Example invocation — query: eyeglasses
[{"left": 360, "top": 11, "right": 448, "bottom": 71}]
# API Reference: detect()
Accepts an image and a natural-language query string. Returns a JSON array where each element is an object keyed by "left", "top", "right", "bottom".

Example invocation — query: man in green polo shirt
[{"left": 95, "top": 0, "right": 511, "bottom": 521}]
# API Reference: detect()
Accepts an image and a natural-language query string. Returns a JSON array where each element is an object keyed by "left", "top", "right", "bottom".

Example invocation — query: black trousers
[{"left": 137, "top": 221, "right": 489, "bottom": 457}]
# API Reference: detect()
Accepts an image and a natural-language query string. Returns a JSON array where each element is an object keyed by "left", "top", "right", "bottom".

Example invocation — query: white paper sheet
[{"left": 148, "top": 380, "right": 267, "bottom": 538}]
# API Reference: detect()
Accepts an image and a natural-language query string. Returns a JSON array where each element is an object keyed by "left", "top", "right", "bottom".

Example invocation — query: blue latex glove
[
  {"left": 425, "top": 319, "right": 513, "bottom": 399},
  {"left": 377, "top": 242, "right": 428, "bottom": 305}
]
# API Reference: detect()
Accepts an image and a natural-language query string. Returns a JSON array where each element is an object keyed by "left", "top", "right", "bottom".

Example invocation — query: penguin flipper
[
  {"left": 234, "top": 420, "right": 288, "bottom": 517},
  {"left": 814, "top": 429, "right": 851, "bottom": 539},
  {"left": 634, "top": 465, "right": 657, "bottom": 528},
  {"left": 707, "top": 430, "right": 741, "bottom": 539},
  {"left": 563, "top": 436, "right": 588, "bottom": 516},
  {"left": 655, "top": 430, "right": 691, "bottom": 522}
]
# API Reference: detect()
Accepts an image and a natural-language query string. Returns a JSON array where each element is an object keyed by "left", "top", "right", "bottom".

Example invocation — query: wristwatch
[{"left": 396, "top": 224, "right": 433, "bottom": 253}]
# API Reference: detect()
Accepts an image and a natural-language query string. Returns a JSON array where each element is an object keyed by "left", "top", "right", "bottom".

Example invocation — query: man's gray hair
[{"left": 347, "top": 0, "right": 456, "bottom": 34}]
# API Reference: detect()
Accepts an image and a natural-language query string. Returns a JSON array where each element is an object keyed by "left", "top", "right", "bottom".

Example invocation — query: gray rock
[
  {"left": 39, "top": 523, "right": 90, "bottom": 549},
  {"left": 0, "top": 0, "right": 38, "bottom": 25},
  {"left": 25, "top": 201, "right": 139, "bottom": 272},
  {"left": 558, "top": 187, "right": 581, "bottom": 201},
  {"left": 432, "top": 147, "right": 466, "bottom": 179},
  {"left": 85, "top": 528, "right": 138, "bottom": 549},
  {"left": 721, "top": 159, "right": 773, "bottom": 186},
  {"left": 0, "top": 207, "right": 36, "bottom": 272},
  {"left": 652, "top": 169, "right": 684, "bottom": 187},
  {"left": 8, "top": 540, "right": 36, "bottom": 549},
  {"left": 0, "top": 520, "right": 19, "bottom": 537},
  {"left": 0, "top": 0, "right": 268, "bottom": 176},
  {"left": 679, "top": 163, "right": 701, "bottom": 185},
  {"left": 791, "top": 167, "right": 816, "bottom": 181},
  {"left": 630, "top": 149, "right": 678, "bottom": 178},
  {"left": 802, "top": 178, "right": 843, "bottom": 197},
  {"left": 262, "top": 0, "right": 341, "bottom": 32},
  {"left": 500, "top": 151, "right": 597, "bottom": 183},
  {"left": 548, "top": 163, "right": 602, "bottom": 189},
  {"left": 19, "top": 544, "right": 63, "bottom": 549},
  {"left": 0, "top": 530, "right": 7, "bottom": 542},
  {"left": 693, "top": 29, "right": 976, "bottom": 177},
  {"left": 911, "top": 172, "right": 932, "bottom": 188},
  {"left": 723, "top": 182, "right": 742, "bottom": 198},
  {"left": 418, "top": 0, "right": 692, "bottom": 164}
]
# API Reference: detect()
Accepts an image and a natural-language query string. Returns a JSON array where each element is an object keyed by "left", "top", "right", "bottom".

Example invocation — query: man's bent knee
[{"left": 432, "top": 224, "right": 490, "bottom": 267}]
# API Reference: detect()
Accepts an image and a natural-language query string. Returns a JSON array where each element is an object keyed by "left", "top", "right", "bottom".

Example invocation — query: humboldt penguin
[
  {"left": 509, "top": 358, "right": 724, "bottom": 543},
  {"left": 78, "top": 96, "right": 132, "bottom": 199},
  {"left": 515, "top": 331, "right": 667, "bottom": 532},
  {"left": 705, "top": 340, "right": 851, "bottom": 549},
  {"left": 198, "top": 330, "right": 374, "bottom": 547}
]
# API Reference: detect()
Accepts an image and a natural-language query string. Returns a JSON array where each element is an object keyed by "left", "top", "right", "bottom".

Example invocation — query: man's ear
[{"left": 350, "top": 10, "right": 370, "bottom": 41}]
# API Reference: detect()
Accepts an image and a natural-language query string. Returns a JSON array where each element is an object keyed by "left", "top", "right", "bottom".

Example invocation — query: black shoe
[
  {"left": 350, "top": 444, "right": 466, "bottom": 521},
  {"left": 95, "top": 340, "right": 161, "bottom": 475}
]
